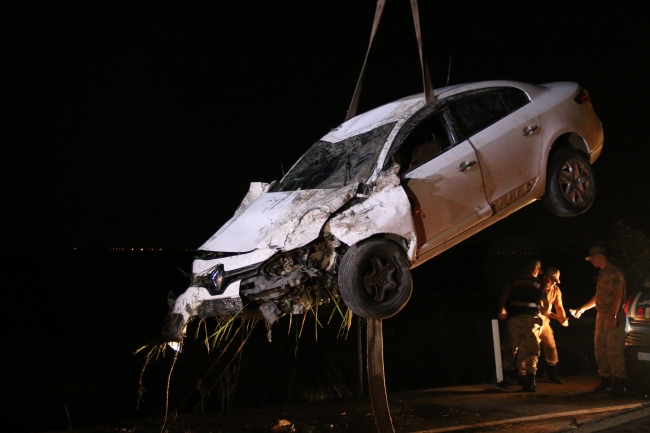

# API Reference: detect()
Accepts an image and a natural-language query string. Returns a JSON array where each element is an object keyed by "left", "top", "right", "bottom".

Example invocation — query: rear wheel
[
  {"left": 543, "top": 149, "right": 596, "bottom": 216},
  {"left": 338, "top": 238, "right": 412, "bottom": 319}
]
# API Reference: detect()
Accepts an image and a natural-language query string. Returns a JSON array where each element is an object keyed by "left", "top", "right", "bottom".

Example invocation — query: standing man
[
  {"left": 539, "top": 267, "right": 569, "bottom": 384},
  {"left": 498, "top": 259, "right": 544, "bottom": 392},
  {"left": 573, "top": 246, "right": 627, "bottom": 395}
]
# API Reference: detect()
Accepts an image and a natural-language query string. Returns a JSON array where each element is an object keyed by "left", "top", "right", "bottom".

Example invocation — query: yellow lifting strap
[{"left": 345, "top": 0, "right": 435, "bottom": 121}]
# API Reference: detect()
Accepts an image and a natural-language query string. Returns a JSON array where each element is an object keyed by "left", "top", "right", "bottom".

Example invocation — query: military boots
[
  {"left": 595, "top": 376, "right": 611, "bottom": 392},
  {"left": 547, "top": 366, "right": 565, "bottom": 384},
  {"left": 523, "top": 373, "right": 537, "bottom": 392},
  {"left": 610, "top": 377, "right": 626, "bottom": 397}
]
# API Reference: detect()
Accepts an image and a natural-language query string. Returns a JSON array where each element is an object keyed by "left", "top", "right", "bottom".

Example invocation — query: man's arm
[
  {"left": 550, "top": 292, "right": 569, "bottom": 326},
  {"left": 541, "top": 294, "right": 566, "bottom": 325},
  {"left": 540, "top": 289, "right": 551, "bottom": 314},
  {"left": 573, "top": 295, "right": 596, "bottom": 319}
]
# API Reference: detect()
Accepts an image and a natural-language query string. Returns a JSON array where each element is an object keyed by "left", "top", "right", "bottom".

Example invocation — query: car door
[
  {"left": 397, "top": 106, "right": 492, "bottom": 252},
  {"left": 448, "top": 87, "right": 543, "bottom": 213}
]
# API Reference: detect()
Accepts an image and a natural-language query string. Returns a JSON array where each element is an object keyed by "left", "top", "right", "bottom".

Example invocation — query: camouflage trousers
[
  {"left": 514, "top": 316, "right": 558, "bottom": 375},
  {"left": 594, "top": 311, "right": 627, "bottom": 378},
  {"left": 540, "top": 316, "right": 559, "bottom": 366},
  {"left": 502, "top": 315, "right": 543, "bottom": 374}
]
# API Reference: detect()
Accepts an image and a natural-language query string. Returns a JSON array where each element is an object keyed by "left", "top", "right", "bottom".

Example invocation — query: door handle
[
  {"left": 521, "top": 125, "right": 539, "bottom": 136},
  {"left": 457, "top": 160, "right": 477, "bottom": 172}
]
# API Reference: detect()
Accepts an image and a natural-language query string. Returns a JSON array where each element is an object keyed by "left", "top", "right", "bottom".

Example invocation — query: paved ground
[
  {"left": 57, "top": 375, "right": 649, "bottom": 433},
  {"left": 384, "top": 375, "right": 646, "bottom": 433},
  {"left": 598, "top": 416, "right": 650, "bottom": 433}
]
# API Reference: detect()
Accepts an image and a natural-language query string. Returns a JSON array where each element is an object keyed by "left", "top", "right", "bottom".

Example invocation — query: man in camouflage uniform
[
  {"left": 573, "top": 246, "right": 627, "bottom": 396},
  {"left": 539, "top": 267, "right": 569, "bottom": 384},
  {"left": 498, "top": 259, "right": 544, "bottom": 392}
]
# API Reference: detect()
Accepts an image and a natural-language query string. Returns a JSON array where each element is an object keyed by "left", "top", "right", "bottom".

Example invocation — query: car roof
[{"left": 321, "top": 80, "right": 543, "bottom": 143}]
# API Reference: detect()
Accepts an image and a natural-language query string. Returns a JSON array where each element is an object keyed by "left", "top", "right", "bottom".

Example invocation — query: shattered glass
[{"left": 271, "top": 123, "right": 396, "bottom": 192}]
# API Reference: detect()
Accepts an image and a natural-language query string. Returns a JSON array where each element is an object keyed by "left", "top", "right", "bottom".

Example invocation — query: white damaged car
[{"left": 162, "top": 80, "right": 603, "bottom": 342}]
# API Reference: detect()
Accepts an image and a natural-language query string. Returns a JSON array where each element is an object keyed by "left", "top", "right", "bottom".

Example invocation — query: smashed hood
[{"left": 199, "top": 183, "right": 359, "bottom": 253}]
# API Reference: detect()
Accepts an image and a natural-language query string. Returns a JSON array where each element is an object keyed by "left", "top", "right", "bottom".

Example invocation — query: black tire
[
  {"left": 543, "top": 149, "right": 596, "bottom": 217},
  {"left": 338, "top": 238, "right": 412, "bottom": 319}
]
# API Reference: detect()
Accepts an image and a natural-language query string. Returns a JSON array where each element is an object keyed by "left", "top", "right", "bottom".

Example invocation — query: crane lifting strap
[{"left": 346, "top": 0, "right": 435, "bottom": 121}]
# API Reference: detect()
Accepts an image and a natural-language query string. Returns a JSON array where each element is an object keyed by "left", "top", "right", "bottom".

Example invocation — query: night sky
[{"left": 4, "top": 1, "right": 650, "bottom": 251}]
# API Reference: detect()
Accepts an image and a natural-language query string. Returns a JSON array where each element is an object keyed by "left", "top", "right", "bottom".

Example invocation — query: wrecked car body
[{"left": 163, "top": 80, "right": 604, "bottom": 343}]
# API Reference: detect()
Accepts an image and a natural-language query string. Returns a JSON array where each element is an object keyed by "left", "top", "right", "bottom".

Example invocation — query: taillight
[{"left": 574, "top": 87, "right": 591, "bottom": 104}]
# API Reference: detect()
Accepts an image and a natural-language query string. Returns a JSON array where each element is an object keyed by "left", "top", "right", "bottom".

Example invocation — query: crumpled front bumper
[{"left": 160, "top": 249, "right": 277, "bottom": 344}]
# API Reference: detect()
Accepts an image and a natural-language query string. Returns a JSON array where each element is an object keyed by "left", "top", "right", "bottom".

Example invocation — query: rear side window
[
  {"left": 499, "top": 87, "right": 530, "bottom": 112},
  {"left": 448, "top": 87, "right": 530, "bottom": 142},
  {"left": 449, "top": 89, "right": 509, "bottom": 141}
]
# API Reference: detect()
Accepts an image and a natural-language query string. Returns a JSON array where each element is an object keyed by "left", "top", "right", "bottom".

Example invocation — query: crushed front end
[{"left": 161, "top": 234, "right": 346, "bottom": 344}]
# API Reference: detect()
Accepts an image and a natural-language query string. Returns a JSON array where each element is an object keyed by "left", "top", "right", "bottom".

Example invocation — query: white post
[{"left": 492, "top": 319, "right": 503, "bottom": 383}]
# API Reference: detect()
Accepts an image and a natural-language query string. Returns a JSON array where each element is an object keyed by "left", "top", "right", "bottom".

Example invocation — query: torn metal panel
[
  {"left": 170, "top": 280, "right": 243, "bottom": 324},
  {"left": 234, "top": 181, "right": 271, "bottom": 216},
  {"left": 323, "top": 97, "right": 423, "bottom": 144},
  {"left": 259, "top": 301, "right": 282, "bottom": 326},
  {"left": 329, "top": 166, "right": 416, "bottom": 260},
  {"left": 199, "top": 183, "right": 358, "bottom": 253}
]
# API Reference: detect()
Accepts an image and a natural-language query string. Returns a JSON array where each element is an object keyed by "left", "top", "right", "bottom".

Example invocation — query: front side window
[
  {"left": 393, "top": 110, "right": 452, "bottom": 172},
  {"left": 271, "top": 122, "right": 395, "bottom": 192}
]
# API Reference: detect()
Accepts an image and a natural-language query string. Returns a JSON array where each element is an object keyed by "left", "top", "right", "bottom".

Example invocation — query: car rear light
[{"left": 574, "top": 87, "right": 591, "bottom": 104}]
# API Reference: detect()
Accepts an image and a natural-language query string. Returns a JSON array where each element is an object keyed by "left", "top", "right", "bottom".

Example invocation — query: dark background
[
  {"left": 4, "top": 1, "right": 650, "bottom": 249},
  {"left": 2, "top": 1, "right": 650, "bottom": 432}
]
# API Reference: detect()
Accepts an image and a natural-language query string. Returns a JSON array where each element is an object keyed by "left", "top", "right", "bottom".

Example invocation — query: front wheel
[
  {"left": 543, "top": 149, "right": 596, "bottom": 217},
  {"left": 338, "top": 238, "right": 412, "bottom": 319}
]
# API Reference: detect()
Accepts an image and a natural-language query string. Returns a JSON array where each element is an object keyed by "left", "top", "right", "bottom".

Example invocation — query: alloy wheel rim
[{"left": 558, "top": 158, "right": 592, "bottom": 204}]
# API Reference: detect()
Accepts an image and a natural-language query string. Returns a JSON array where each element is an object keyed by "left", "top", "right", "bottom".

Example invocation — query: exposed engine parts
[{"left": 239, "top": 236, "right": 344, "bottom": 324}]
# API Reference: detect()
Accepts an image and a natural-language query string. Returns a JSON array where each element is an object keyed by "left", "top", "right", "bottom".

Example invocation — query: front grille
[
  {"left": 626, "top": 318, "right": 650, "bottom": 345},
  {"left": 193, "top": 263, "right": 260, "bottom": 295},
  {"left": 197, "top": 297, "right": 244, "bottom": 317},
  {"left": 626, "top": 333, "right": 650, "bottom": 346}
]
